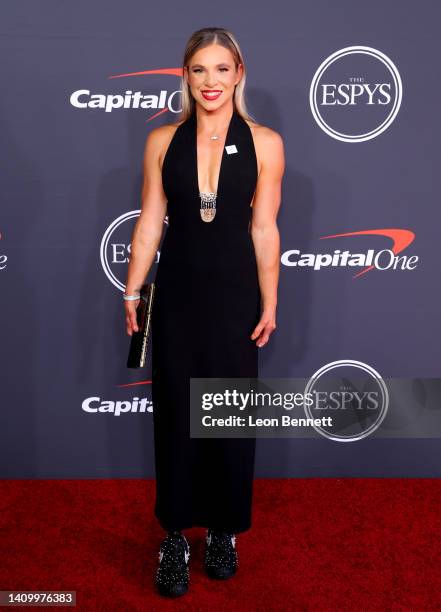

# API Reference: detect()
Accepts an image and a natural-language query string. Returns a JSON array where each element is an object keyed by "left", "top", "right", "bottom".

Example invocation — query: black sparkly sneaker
[
  {"left": 204, "top": 528, "right": 238, "bottom": 580},
  {"left": 155, "top": 530, "right": 190, "bottom": 597}
]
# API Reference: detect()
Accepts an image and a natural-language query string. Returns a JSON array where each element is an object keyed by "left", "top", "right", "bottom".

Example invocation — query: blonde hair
[{"left": 177, "top": 27, "right": 255, "bottom": 124}]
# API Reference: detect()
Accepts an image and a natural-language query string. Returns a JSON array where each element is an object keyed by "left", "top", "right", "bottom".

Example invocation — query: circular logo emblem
[
  {"left": 100, "top": 210, "right": 167, "bottom": 291},
  {"left": 304, "top": 359, "right": 389, "bottom": 442},
  {"left": 309, "top": 46, "right": 402, "bottom": 142}
]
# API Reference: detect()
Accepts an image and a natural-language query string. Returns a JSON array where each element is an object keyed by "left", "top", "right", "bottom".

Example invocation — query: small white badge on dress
[{"left": 225, "top": 144, "right": 238, "bottom": 154}]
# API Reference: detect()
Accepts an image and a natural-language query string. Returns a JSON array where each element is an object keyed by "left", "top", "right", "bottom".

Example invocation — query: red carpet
[{"left": 1, "top": 478, "right": 440, "bottom": 610}]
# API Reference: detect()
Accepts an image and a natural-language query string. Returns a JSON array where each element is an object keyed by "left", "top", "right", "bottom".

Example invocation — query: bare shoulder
[
  {"left": 243, "top": 118, "right": 285, "bottom": 177},
  {"left": 245, "top": 117, "right": 283, "bottom": 145},
  {"left": 143, "top": 118, "right": 185, "bottom": 170}
]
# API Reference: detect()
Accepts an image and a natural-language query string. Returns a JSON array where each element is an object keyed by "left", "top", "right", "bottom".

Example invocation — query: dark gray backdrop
[{"left": 1, "top": 1, "right": 440, "bottom": 477}]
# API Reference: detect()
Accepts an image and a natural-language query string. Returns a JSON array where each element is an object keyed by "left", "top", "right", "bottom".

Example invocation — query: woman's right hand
[{"left": 125, "top": 298, "right": 140, "bottom": 336}]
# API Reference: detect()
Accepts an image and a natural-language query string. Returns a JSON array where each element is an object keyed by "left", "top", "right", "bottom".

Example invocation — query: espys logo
[
  {"left": 0, "top": 231, "right": 7, "bottom": 271},
  {"left": 70, "top": 68, "right": 183, "bottom": 116},
  {"left": 304, "top": 359, "right": 389, "bottom": 442},
  {"left": 100, "top": 210, "right": 167, "bottom": 291},
  {"left": 309, "top": 46, "right": 403, "bottom": 142},
  {"left": 281, "top": 228, "right": 418, "bottom": 278}
]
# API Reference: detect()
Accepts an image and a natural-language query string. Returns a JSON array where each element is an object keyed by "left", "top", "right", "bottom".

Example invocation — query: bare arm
[
  {"left": 250, "top": 127, "right": 285, "bottom": 347},
  {"left": 124, "top": 126, "right": 169, "bottom": 334}
]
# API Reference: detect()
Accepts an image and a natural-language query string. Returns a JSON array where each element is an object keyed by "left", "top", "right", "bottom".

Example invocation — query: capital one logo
[
  {"left": 70, "top": 68, "right": 183, "bottom": 116},
  {"left": 281, "top": 228, "right": 418, "bottom": 278},
  {"left": 100, "top": 210, "right": 167, "bottom": 291},
  {"left": 309, "top": 46, "right": 403, "bottom": 142}
]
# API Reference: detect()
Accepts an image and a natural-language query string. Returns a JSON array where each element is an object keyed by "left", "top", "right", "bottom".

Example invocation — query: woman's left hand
[{"left": 250, "top": 306, "right": 277, "bottom": 348}]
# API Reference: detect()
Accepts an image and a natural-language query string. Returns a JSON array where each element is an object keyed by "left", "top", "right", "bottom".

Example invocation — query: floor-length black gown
[{"left": 151, "top": 105, "right": 260, "bottom": 534}]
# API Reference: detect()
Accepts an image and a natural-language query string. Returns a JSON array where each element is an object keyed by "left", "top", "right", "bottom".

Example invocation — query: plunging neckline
[{"left": 193, "top": 107, "right": 236, "bottom": 199}]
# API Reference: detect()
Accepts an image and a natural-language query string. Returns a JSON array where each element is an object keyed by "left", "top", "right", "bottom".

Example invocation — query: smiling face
[{"left": 185, "top": 43, "right": 243, "bottom": 110}]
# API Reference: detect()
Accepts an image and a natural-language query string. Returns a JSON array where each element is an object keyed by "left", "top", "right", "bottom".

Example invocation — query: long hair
[{"left": 176, "top": 27, "right": 255, "bottom": 124}]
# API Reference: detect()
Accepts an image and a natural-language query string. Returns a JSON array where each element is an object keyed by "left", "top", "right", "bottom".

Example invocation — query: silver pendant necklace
[{"left": 199, "top": 191, "right": 217, "bottom": 222}]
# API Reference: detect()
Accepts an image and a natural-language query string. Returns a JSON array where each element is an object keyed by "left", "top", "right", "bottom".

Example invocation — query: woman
[{"left": 124, "top": 27, "right": 284, "bottom": 597}]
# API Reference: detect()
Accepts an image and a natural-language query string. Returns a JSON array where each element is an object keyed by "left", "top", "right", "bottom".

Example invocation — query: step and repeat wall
[{"left": 2, "top": 2, "right": 440, "bottom": 477}]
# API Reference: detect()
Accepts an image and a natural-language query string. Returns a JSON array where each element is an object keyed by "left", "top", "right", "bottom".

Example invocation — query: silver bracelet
[{"left": 123, "top": 292, "right": 141, "bottom": 301}]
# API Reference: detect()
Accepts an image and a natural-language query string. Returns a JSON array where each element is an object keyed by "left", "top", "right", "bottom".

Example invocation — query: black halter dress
[{"left": 151, "top": 106, "right": 260, "bottom": 533}]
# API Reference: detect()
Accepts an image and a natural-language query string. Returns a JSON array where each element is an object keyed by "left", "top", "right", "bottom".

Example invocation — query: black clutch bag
[{"left": 126, "top": 282, "right": 155, "bottom": 368}]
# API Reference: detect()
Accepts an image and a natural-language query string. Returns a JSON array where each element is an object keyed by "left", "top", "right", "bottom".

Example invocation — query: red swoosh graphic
[
  {"left": 117, "top": 380, "right": 152, "bottom": 388},
  {"left": 319, "top": 228, "right": 415, "bottom": 278},
  {"left": 108, "top": 68, "right": 182, "bottom": 78},
  {"left": 108, "top": 67, "right": 182, "bottom": 122}
]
